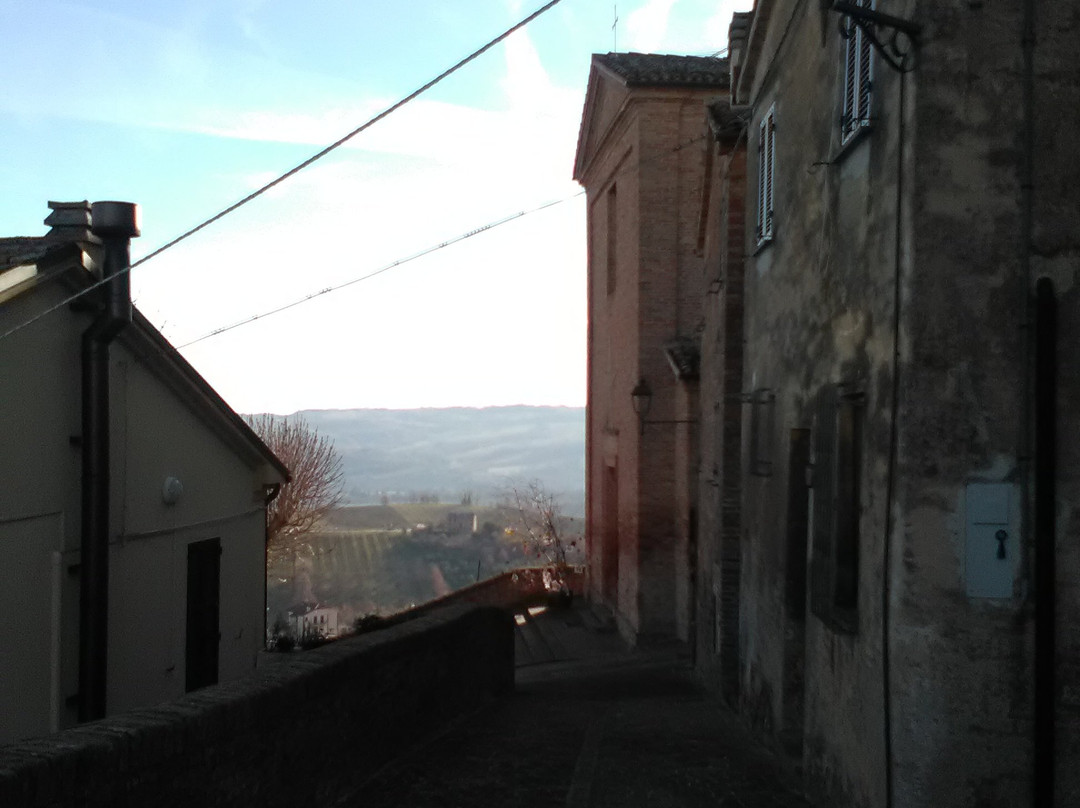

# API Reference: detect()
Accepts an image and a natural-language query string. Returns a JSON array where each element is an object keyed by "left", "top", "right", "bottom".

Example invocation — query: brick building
[
  {"left": 573, "top": 53, "right": 730, "bottom": 643},
  {"left": 693, "top": 92, "right": 749, "bottom": 704}
]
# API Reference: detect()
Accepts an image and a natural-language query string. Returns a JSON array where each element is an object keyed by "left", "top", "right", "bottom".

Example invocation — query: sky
[{"left": 1, "top": 0, "right": 752, "bottom": 414}]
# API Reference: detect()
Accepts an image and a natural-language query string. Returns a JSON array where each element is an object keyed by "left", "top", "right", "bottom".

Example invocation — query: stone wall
[{"left": 0, "top": 605, "right": 513, "bottom": 808}]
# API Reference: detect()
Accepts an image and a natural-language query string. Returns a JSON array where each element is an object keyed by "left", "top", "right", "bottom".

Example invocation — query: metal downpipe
[{"left": 77, "top": 201, "right": 138, "bottom": 722}]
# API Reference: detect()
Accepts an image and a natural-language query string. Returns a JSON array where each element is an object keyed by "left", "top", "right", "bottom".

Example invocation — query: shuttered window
[
  {"left": 840, "top": 0, "right": 873, "bottom": 144},
  {"left": 756, "top": 105, "right": 776, "bottom": 246}
]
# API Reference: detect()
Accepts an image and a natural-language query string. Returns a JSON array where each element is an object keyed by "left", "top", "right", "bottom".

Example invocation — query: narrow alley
[{"left": 332, "top": 602, "right": 813, "bottom": 807}]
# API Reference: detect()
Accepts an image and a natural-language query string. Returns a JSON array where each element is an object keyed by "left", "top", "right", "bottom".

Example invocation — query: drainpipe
[
  {"left": 1033, "top": 278, "right": 1055, "bottom": 807},
  {"left": 1020, "top": 2, "right": 1054, "bottom": 802},
  {"left": 78, "top": 201, "right": 139, "bottom": 722},
  {"left": 263, "top": 482, "right": 282, "bottom": 647}
]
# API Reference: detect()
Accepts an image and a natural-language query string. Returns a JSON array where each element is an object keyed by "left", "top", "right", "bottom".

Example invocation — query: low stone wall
[
  {"left": 395, "top": 566, "right": 587, "bottom": 621},
  {"left": 0, "top": 604, "right": 513, "bottom": 808}
]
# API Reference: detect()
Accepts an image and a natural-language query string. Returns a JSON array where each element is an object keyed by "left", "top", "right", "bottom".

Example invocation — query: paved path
[{"left": 332, "top": 603, "right": 813, "bottom": 807}]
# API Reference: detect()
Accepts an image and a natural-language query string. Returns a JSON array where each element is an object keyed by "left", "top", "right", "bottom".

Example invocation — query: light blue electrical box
[{"left": 965, "top": 483, "right": 1017, "bottom": 599}]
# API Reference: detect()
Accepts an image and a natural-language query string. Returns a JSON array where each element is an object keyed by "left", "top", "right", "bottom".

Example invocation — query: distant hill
[{"left": 289, "top": 406, "right": 585, "bottom": 514}]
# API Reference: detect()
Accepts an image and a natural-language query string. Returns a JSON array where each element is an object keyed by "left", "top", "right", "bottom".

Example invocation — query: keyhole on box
[{"left": 995, "top": 529, "right": 1008, "bottom": 560}]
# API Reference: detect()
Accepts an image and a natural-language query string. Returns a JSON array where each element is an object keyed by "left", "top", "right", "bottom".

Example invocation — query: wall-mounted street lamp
[
  {"left": 631, "top": 378, "right": 653, "bottom": 434},
  {"left": 631, "top": 377, "right": 698, "bottom": 435},
  {"left": 162, "top": 476, "right": 183, "bottom": 506}
]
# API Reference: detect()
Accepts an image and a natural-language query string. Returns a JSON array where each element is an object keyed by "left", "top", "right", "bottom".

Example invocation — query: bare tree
[
  {"left": 246, "top": 414, "right": 344, "bottom": 564},
  {"left": 507, "top": 479, "right": 582, "bottom": 592}
]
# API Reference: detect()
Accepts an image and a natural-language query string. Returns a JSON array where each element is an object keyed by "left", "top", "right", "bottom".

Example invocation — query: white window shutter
[
  {"left": 842, "top": 26, "right": 858, "bottom": 138},
  {"left": 841, "top": 0, "right": 874, "bottom": 144},
  {"left": 757, "top": 116, "right": 767, "bottom": 241},
  {"left": 765, "top": 111, "right": 775, "bottom": 239},
  {"left": 857, "top": 4, "right": 873, "bottom": 124}
]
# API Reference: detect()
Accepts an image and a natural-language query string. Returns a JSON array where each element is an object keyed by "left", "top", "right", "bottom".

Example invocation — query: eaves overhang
[{"left": 8, "top": 244, "right": 290, "bottom": 484}]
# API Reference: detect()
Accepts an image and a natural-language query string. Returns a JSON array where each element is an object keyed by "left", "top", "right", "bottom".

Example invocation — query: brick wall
[
  {"left": 0, "top": 605, "right": 513, "bottom": 808},
  {"left": 580, "top": 77, "right": 728, "bottom": 642},
  {"left": 696, "top": 122, "right": 746, "bottom": 704}
]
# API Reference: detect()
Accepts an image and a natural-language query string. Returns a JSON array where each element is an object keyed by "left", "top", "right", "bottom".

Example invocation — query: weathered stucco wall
[
  {"left": 0, "top": 254, "right": 280, "bottom": 743},
  {"left": 892, "top": 3, "right": 1033, "bottom": 805},
  {"left": 728, "top": 0, "right": 1079, "bottom": 805},
  {"left": 735, "top": 3, "right": 897, "bottom": 804}
]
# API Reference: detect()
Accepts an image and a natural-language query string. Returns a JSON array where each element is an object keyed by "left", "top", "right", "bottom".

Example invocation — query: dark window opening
[
  {"left": 186, "top": 538, "right": 221, "bottom": 692},
  {"left": 606, "top": 183, "right": 618, "bottom": 296},
  {"left": 749, "top": 388, "right": 776, "bottom": 476},
  {"left": 810, "top": 385, "right": 863, "bottom": 632}
]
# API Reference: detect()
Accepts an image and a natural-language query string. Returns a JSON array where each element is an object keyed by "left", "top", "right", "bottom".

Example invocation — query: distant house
[
  {"left": 0, "top": 202, "right": 289, "bottom": 745},
  {"left": 289, "top": 603, "right": 340, "bottom": 641},
  {"left": 573, "top": 53, "right": 731, "bottom": 643},
  {"left": 446, "top": 511, "right": 478, "bottom": 534}
]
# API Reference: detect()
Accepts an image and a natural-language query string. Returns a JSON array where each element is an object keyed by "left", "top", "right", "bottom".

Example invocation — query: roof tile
[{"left": 594, "top": 52, "right": 730, "bottom": 88}]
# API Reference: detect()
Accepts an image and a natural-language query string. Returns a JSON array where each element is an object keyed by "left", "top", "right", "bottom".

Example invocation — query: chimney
[{"left": 44, "top": 200, "right": 103, "bottom": 273}]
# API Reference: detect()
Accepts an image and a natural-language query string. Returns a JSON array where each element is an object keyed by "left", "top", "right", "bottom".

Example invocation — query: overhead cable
[
  {"left": 176, "top": 130, "right": 717, "bottom": 347},
  {"left": 0, "top": 0, "right": 565, "bottom": 345},
  {"left": 176, "top": 193, "right": 582, "bottom": 348}
]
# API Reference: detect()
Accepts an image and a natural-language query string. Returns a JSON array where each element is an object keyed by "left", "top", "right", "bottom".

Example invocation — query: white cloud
[
  {"left": 625, "top": 0, "right": 677, "bottom": 52},
  {"left": 6, "top": 0, "right": 757, "bottom": 413}
]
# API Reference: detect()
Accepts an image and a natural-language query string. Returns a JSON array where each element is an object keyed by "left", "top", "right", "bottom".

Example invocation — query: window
[
  {"left": 809, "top": 385, "right": 863, "bottom": 631},
  {"left": 749, "top": 388, "right": 776, "bottom": 476},
  {"left": 840, "top": 0, "right": 874, "bottom": 144},
  {"left": 606, "top": 183, "right": 618, "bottom": 295},
  {"left": 755, "top": 105, "right": 776, "bottom": 246}
]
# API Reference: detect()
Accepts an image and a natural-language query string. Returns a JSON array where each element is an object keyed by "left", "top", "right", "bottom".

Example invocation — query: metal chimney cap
[{"left": 90, "top": 201, "right": 140, "bottom": 238}]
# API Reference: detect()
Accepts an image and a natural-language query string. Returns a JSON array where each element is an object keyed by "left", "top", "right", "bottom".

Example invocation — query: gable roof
[
  {"left": 0, "top": 237, "right": 48, "bottom": 272},
  {"left": 574, "top": 53, "right": 731, "bottom": 183},
  {"left": 0, "top": 241, "right": 289, "bottom": 483},
  {"left": 593, "top": 52, "right": 730, "bottom": 88}
]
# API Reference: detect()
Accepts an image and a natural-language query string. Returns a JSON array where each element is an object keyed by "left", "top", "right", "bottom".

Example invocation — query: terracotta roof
[
  {"left": 0, "top": 237, "right": 48, "bottom": 271},
  {"left": 594, "top": 52, "right": 730, "bottom": 88},
  {"left": 707, "top": 100, "right": 749, "bottom": 141},
  {"left": 664, "top": 337, "right": 701, "bottom": 381}
]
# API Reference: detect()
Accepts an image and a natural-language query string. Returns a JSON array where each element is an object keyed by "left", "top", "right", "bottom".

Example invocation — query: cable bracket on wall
[{"left": 830, "top": 1, "right": 921, "bottom": 73}]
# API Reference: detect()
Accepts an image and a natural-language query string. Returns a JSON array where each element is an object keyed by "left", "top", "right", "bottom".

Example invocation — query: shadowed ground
[{"left": 331, "top": 603, "right": 814, "bottom": 807}]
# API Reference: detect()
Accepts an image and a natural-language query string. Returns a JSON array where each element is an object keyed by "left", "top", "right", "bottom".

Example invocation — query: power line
[
  {"left": 0, "top": 0, "right": 566, "bottom": 346},
  {"left": 176, "top": 193, "right": 583, "bottom": 349},
  {"left": 177, "top": 130, "right": 717, "bottom": 348}
]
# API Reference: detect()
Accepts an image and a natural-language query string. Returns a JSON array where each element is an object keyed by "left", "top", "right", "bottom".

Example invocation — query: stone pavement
[{"left": 331, "top": 602, "right": 814, "bottom": 808}]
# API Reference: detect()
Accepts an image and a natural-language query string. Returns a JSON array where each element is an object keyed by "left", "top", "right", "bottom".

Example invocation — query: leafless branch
[{"left": 246, "top": 414, "right": 344, "bottom": 564}]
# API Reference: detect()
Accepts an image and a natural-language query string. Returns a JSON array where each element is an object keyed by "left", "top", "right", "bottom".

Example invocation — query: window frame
[
  {"left": 605, "top": 182, "right": 618, "bottom": 296},
  {"left": 840, "top": 0, "right": 874, "bottom": 145},
  {"left": 755, "top": 104, "right": 776, "bottom": 248}
]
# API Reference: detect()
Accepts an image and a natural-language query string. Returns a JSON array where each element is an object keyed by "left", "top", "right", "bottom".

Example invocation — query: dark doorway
[
  {"left": 186, "top": 538, "right": 221, "bottom": 692},
  {"left": 602, "top": 465, "right": 620, "bottom": 606}
]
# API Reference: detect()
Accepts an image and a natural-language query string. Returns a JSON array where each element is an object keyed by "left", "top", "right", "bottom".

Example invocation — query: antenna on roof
[{"left": 612, "top": 5, "right": 619, "bottom": 52}]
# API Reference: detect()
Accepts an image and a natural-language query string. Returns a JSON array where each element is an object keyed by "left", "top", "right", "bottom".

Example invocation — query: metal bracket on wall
[{"left": 830, "top": 1, "right": 922, "bottom": 73}]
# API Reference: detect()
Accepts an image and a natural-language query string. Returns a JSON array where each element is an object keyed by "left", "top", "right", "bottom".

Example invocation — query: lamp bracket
[{"left": 831, "top": 1, "right": 921, "bottom": 73}]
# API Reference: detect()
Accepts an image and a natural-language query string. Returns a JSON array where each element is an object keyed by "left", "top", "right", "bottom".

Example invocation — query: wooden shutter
[
  {"left": 757, "top": 116, "right": 767, "bottom": 241},
  {"left": 842, "top": 22, "right": 858, "bottom": 139},
  {"left": 841, "top": 0, "right": 874, "bottom": 143},
  {"left": 856, "top": 0, "right": 873, "bottom": 126},
  {"left": 765, "top": 110, "right": 775, "bottom": 239}
]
